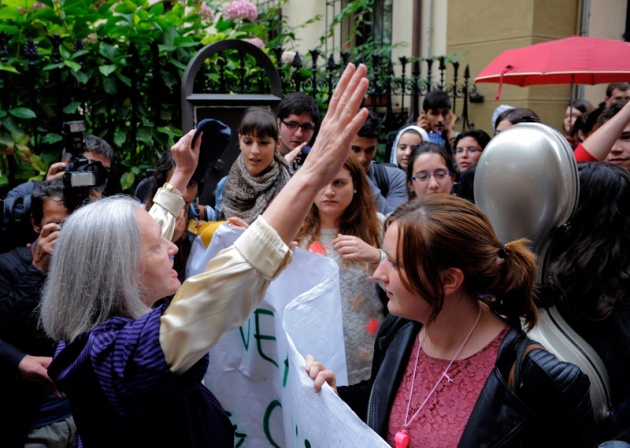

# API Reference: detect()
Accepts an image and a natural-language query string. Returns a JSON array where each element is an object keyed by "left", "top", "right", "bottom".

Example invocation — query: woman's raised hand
[
  {"left": 169, "top": 129, "right": 201, "bottom": 195},
  {"left": 261, "top": 64, "right": 369, "bottom": 245},
  {"left": 299, "top": 64, "right": 369, "bottom": 190}
]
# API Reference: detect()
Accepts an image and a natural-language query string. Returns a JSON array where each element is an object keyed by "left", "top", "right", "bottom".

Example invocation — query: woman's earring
[{"left": 353, "top": 190, "right": 357, "bottom": 194}]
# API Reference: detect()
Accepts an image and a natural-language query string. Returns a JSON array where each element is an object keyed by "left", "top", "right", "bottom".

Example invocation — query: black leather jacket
[{"left": 339, "top": 314, "right": 597, "bottom": 448}]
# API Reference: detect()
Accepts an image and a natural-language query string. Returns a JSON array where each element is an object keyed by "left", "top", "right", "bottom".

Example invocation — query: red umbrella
[{"left": 475, "top": 36, "right": 630, "bottom": 100}]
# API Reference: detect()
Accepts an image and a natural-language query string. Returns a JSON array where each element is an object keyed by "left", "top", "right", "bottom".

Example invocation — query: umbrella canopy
[{"left": 475, "top": 36, "right": 630, "bottom": 99}]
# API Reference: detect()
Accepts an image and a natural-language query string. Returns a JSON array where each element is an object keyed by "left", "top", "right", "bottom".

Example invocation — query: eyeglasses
[
  {"left": 280, "top": 119, "right": 315, "bottom": 133},
  {"left": 455, "top": 146, "right": 481, "bottom": 155},
  {"left": 411, "top": 169, "right": 452, "bottom": 182}
]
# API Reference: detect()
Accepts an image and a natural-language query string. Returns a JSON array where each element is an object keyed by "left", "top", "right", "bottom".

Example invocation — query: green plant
[{"left": 0, "top": 0, "right": 306, "bottom": 196}]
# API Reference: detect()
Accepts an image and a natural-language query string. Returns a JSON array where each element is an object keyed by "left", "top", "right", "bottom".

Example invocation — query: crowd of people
[{"left": 1, "top": 68, "right": 629, "bottom": 447}]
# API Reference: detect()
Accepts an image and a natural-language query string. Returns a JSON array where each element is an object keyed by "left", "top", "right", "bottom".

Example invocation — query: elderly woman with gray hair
[{"left": 39, "top": 64, "right": 369, "bottom": 448}]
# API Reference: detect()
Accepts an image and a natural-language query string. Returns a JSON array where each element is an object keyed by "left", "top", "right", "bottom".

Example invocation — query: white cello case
[{"left": 474, "top": 122, "right": 612, "bottom": 422}]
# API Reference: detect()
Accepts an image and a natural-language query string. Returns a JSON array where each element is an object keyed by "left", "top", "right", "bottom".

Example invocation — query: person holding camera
[
  {"left": 0, "top": 180, "right": 77, "bottom": 448},
  {"left": 1, "top": 134, "right": 113, "bottom": 254},
  {"left": 44, "top": 135, "right": 112, "bottom": 201}
]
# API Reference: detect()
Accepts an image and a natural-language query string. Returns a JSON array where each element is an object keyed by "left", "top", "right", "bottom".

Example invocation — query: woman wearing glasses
[
  {"left": 452, "top": 129, "right": 491, "bottom": 174},
  {"left": 451, "top": 130, "right": 491, "bottom": 203},
  {"left": 406, "top": 142, "right": 456, "bottom": 200}
]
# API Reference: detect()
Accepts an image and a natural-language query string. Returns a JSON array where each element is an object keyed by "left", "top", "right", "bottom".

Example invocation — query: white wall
[{"left": 281, "top": 2, "right": 327, "bottom": 54}]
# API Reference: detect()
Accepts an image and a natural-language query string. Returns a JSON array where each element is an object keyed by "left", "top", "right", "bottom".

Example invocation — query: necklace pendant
[{"left": 395, "top": 430, "right": 409, "bottom": 448}]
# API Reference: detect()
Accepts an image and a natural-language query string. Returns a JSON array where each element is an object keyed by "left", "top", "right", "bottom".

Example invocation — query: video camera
[{"left": 61, "top": 120, "right": 108, "bottom": 210}]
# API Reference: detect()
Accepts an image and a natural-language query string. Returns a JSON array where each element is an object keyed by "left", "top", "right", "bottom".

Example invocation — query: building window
[{"left": 325, "top": 0, "right": 392, "bottom": 56}]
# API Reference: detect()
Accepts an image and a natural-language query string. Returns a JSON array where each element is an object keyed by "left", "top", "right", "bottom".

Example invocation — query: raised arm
[
  {"left": 263, "top": 64, "right": 369, "bottom": 243},
  {"left": 581, "top": 99, "right": 630, "bottom": 160},
  {"left": 148, "top": 129, "right": 201, "bottom": 240}
]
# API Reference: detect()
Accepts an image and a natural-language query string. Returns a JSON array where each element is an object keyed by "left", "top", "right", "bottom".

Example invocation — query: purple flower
[
  {"left": 243, "top": 37, "right": 264, "bottom": 49},
  {"left": 223, "top": 0, "right": 258, "bottom": 21},
  {"left": 198, "top": 3, "right": 214, "bottom": 22}
]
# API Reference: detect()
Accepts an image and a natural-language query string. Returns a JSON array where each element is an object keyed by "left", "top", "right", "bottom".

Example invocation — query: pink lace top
[{"left": 386, "top": 326, "right": 509, "bottom": 447}]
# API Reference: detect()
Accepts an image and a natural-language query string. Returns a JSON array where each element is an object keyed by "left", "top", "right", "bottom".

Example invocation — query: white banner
[{"left": 188, "top": 225, "right": 389, "bottom": 447}]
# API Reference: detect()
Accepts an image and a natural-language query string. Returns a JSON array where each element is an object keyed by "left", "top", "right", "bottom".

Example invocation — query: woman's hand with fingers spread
[
  {"left": 261, "top": 63, "right": 369, "bottom": 245},
  {"left": 298, "top": 64, "right": 369, "bottom": 191}
]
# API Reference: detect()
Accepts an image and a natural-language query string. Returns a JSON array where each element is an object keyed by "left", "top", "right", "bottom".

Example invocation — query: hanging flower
[
  {"left": 281, "top": 50, "right": 296, "bottom": 66},
  {"left": 198, "top": 2, "right": 214, "bottom": 22},
  {"left": 223, "top": 0, "right": 258, "bottom": 21},
  {"left": 243, "top": 37, "right": 264, "bottom": 49}
]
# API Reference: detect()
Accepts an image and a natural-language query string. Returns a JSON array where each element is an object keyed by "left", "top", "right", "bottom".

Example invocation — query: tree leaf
[
  {"left": 120, "top": 170, "right": 135, "bottom": 190},
  {"left": 0, "top": 63, "right": 19, "bottom": 74},
  {"left": 99, "top": 64, "right": 118, "bottom": 77},
  {"left": 137, "top": 127, "right": 152, "bottom": 144},
  {"left": 41, "top": 133, "right": 63, "bottom": 145},
  {"left": 99, "top": 42, "right": 117, "bottom": 60},
  {"left": 64, "top": 60, "right": 82, "bottom": 72},
  {"left": 8, "top": 107, "right": 36, "bottom": 119},
  {"left": 63, "top": 102, "right": 81, "bottom": 114},
  {"left": 114, "top": 130, "right": 126, "bottom": 147},
  {"left": 72, "top": 71, "right": 89, "bottom": 84},
  {"left": 43, "top": 63, "right": 65, "bottom": 71},
  {"left": 103, "top": 77, "right": 118, "bottom": 95}
]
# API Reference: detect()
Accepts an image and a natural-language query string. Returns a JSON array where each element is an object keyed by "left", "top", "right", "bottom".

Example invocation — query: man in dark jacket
[{"left": 0, "top": 180, "right": 77, "bottom": 447}]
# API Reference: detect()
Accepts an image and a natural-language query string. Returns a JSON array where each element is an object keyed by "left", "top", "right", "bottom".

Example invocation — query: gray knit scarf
[{"left": 220, "top": 151, "right": 294, "bottom": 224}]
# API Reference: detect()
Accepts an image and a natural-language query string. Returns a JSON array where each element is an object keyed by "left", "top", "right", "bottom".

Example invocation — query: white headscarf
[
  {"left": 389, "top": 125, "right": 430, "bottom": 167},
  {"left": 491, "top": 104, "right": 514, "bottom": 130}
]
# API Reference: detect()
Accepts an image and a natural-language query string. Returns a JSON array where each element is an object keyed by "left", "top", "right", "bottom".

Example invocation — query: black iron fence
[
  {"left": 269, "top": 47, "right": 475, "bottom": 133},
  {"left": 0, "top": 32, "right": 474, "bottom": 194},
  {"left": 184, "top": 41, "right": 474, "bottom": 135}
]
